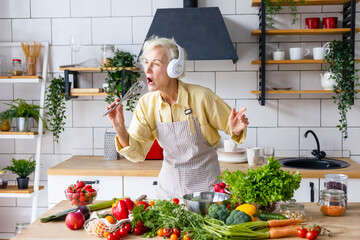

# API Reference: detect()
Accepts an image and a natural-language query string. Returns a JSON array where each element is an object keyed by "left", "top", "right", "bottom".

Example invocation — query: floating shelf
[
  {"left": 251, "top": 28, "right": 360, "bottom": 36},
  {"left": 0, "top": 185, "right": 45, "bottom": 198},
  {"left": 0, "top": 76, "right": 42, "bottom": 83},
  {"left": 252, "top": 59, "right": 326, "bottom": 64},
  {"left": 251, "top": 89, "right": 360, "bottom": 94},
  {"left": 59, "top": 67, "right": 140, "bottom": 72},
  {"left": 69, "top": 88, "right": 107, "bottom": 96},
  {"left": 252, "top": 0, "right": 360, "bottom": 7},
  {"left": 0, "top": 131, "right": 38, "bottom": 139}
]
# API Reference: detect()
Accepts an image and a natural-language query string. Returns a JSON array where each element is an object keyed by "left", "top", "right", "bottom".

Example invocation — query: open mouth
[{"left": 147, "top": 77, "right": 153, "bottom": 85}]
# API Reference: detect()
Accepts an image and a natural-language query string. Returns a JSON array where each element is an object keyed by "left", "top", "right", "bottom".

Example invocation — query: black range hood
[{"left": 139, "top": 0, "right": 238, "bottom": 63}]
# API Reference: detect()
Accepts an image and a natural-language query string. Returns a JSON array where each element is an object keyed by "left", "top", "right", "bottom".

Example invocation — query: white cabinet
[
  {"left": 319, "top": 178, "right": 360, "bottom": 202},
  {"left": 123, "top": 177, "right": 158, "bottom": 200},
  {"left": 293, "top": 178, "right": 320, "bottom": 203},
  {"left": 48, "top": 175, "right": 123, "bottom": 209}
]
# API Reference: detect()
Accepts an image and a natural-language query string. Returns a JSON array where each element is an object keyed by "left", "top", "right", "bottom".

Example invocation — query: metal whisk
[{"left": 102, "top": 81, "right": 146, "bottom": 117}]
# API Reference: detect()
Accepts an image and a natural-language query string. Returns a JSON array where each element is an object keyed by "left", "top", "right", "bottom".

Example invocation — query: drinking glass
[
  {"left": 263, "top": 146, "right": 274, "bottom": 164},
  {"left": 70, "top": 35, "right": 81, "bottom": 64}
]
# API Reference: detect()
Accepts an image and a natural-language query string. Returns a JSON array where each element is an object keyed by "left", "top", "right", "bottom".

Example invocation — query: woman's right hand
[{"left": 106, "top": 98, "right": 125, "bottom": 128}]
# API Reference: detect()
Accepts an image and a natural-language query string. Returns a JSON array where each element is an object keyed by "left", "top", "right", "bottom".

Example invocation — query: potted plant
[
  {"left": 45, "top": 75, "right": 67, "bottom": 143},
  {"left": 2, "top": 98, "right": 46, "bottom": 132},
  {"left": 265, "top": 0, "right": 305, "bottom": 29},
  {"left": 324, "top": 40, "right": 360, "bottom": 139},
  {"left": 2, "top": 156, "right": 36, "bottom": 189},
  {"left": 101, "top": 50, "right": 141, "bottom": 111},
  {"left": 0, "top": 108, "right": 16, "bottom": 131}
]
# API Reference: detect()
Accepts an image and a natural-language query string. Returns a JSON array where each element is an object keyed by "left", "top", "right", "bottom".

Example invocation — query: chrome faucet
[{"left": 304, "top": 130, "right": 326, "bottom": 160}]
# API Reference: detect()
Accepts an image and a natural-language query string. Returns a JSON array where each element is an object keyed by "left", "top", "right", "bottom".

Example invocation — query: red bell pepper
[
  {"left": 112, "top": 199, "right": 129, "bottom": 220},
  {"left": 124, "top": 198, "right": 135, "bottom": 212}
]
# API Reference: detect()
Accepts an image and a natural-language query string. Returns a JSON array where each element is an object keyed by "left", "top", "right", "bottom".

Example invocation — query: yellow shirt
[{"left": 116, "top": 80, "right": 247, "bottom": 162}]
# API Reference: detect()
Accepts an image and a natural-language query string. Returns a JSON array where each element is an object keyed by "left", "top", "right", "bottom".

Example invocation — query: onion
[{"left": 76, "top": 206, "right": 90, "bottom": 220}]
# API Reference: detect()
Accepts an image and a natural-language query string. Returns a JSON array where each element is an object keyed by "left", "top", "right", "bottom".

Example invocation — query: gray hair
[{"left": 139, "top": 36, "right": 186, "bottom": 78}]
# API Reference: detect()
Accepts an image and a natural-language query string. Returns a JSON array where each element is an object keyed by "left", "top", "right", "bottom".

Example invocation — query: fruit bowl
[{"left": 65, "top": 186, "right": 98, "bottom": 206}]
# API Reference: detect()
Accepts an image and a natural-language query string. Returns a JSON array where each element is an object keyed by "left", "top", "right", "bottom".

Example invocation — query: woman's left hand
[{"left": 228, "top": 107, "right": 249, "bottom": 136}]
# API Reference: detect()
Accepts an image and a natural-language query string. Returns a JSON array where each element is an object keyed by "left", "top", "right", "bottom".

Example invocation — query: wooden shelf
[
  {"left": 252, "top": 0, "right": 360, "bottom": 7},
  {"left": 252, "top": 59, "right": 326, "bottom": 64},
  {"left": 0, "top": 131, "right": 38, "bottom": 139},
  {"left": 251, "top": 89, "right": 360, "bottom": 94},
  {"left": 59, "top": 67, "right": 140, "bottom": 72},
  {"left": 0, "top": 185, "right": 44, "bottom": 194},
  {"left": 251, "top": 28, "right": 360, "bottom": 36},
  {"left": 69, "top": 88, "right": 107, "bottom": 96},
  {"left": 0, "top": 76, "right": 42, "bottom": 83}
]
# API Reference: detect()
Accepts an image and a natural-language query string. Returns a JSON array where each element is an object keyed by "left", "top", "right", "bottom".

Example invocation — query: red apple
[{"left": 65, "top": 212, "right": 85, "bottom": 230}]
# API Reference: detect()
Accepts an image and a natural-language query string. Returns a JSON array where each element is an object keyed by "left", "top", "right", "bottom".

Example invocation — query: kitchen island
[{"left": 11, "top": 200, "right": 360, "bottom": 240}]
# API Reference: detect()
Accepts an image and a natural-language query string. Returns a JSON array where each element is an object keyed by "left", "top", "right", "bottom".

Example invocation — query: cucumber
[{"left": 258, "top": 212, "right": 288, "bottom": 221}]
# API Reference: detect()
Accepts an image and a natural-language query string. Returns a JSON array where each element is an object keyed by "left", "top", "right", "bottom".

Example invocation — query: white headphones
[{"left": 167, "top": 44, "right": 184, "bottom": 79}]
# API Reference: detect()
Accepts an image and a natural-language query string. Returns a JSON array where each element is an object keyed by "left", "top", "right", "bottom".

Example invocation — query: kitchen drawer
[
  {"left": 123, "top": 176, "right": 158, "bottom": 200},
  {"left": 293, "top": 178, "right": 320, "bottom": 203},
  {"left": 48, "top": 175, "right": 123, "bottom": 205}
]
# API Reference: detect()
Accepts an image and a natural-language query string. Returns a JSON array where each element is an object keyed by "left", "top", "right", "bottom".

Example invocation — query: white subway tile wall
[{"left": 0, "top": 0, "right": 360, "bottom": 236}]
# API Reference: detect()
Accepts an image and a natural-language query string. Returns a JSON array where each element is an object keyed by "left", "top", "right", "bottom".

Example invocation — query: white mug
[
  {"left": 313, "top": 47, "right": 330, "bottom": 60},
  {"left": 272, "top": 50, "right": 285, "bottom": 60},
  {"left": 289, "top": 47, "right": 310, "bottom": 60},
  {"left": 224, "top": 139, "right": 237, "bottom": 152},
  {"left": 247, "top": 147, "right": 260, "bottom": 166}
]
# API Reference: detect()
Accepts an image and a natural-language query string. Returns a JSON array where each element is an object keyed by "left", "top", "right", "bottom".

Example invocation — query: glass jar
[
  {"left": 319, "top": 189, "right": 346, "bottom": 216},
  {"left": 0, "top": 170, "right": 8, "bottom": 189},
  {"left": 325, "top": 174, "right": 348, "bottom": 206},
  {"left": 11, "top": 59, "right": 23, "bottom": 76},
  {"left": 14, "top": 221, "right": 30, "bottom": 235},
  {"left": 280, "top": 199, "right": 306, "bottom": 220},
  {"left": 101, "top": 44, "right": 115, "bottom": 67}
]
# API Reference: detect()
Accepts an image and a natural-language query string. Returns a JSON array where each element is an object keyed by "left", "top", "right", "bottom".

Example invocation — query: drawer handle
[
  {"left": 77, "top": 180, "right": 100, "bottom": 185},
  {"left": 153, "top": 181, "right": 158, "bottom": 186},
  {"left": 310, "top": 182, "right": 314, "bottom": 202}
]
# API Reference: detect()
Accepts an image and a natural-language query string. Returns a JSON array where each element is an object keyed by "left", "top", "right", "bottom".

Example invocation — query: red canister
[
  {"left": 305, "top": 18, "right": 320, "bottom": 29},
  {"left": 323, "top": 17, "right": 338, "bottom": 29}
]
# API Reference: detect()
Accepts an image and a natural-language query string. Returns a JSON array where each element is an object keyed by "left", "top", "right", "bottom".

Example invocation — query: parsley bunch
[{"left": 220, "top": 157, "right": 301, "bottom": 207}]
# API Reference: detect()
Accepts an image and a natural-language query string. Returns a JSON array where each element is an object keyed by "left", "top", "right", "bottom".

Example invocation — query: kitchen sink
[{"left": 278, "top": 158, "right": 350, "bottom": 170}]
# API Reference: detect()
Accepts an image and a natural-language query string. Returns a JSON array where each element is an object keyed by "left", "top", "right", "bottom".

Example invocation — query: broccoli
[
  {"left": 208, "top": 204, "right": 231, "bottom": 222},
  {"left": 225, "top": 210, "right": 252, "bottom": 225}
]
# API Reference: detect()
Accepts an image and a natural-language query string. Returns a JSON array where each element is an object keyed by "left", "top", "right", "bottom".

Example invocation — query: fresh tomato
[
  {"left": 103, "top": 231, "right": 111, "bottom": 238},
  {"left": 123, "top": 223, "right": 132, "bottom": 233},
  {"left": 313, "top": 226, "right": 321, "bottom": 234},
  {"left": 149, "top": 201, "right": 155, "bottom": 206},
  {"left": 114, "top": 229, "right": 122, "bottom": 239},
  {"left": 119, "top": 227, "right": 128, "bottom": 237},
  {"left": 172, "top": 228, "right": 181, "bottom": 237},
  {"left": 136, "top": 220, "right": 144, "bottom": 228},
  {"left": 297, "top": 228, "right": 308, "bottom": 238},
  {"left": 137, "top": 201, "right": 150, "bottom": 210},
  {"left": 134, "top": 226, "right": 142, "bottom": 235},
  {"left": 170, "top": 233, "right": 178, "bottom": 240},
  {"left": 183, "top": 233, "right": 191, "bottom": 240},
  {"left": 157, "top": 228, "right": 164, "bottom": 237},
  {"left": 306, "top": 230, "right": 319, "bottom": 240},
  {"left": 172, "top": 198, "right": 180, "bottom": 204},
  {"left": 107, "top": 233, "right": 116, "bottom": 240},
  {"left": 163, "top": 227, "right": 172, "bottom": 238}
]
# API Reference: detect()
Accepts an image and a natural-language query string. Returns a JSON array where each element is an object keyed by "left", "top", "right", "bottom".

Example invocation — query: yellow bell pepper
[{"left": 235, "top": 204, "right": 257, "bottom": 221}]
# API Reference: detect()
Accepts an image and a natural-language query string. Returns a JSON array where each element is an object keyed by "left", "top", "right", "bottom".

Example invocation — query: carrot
[
  {"left": 269, "top": 225, "right": 303, "bottom": 238},
  {"left": 267, "top": 219, "right": 306, "bottom": 227}
]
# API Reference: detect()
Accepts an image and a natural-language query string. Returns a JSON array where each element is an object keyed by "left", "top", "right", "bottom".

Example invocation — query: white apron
[{"left": 155, "top": 116, "right": 221, "bottom": 199}]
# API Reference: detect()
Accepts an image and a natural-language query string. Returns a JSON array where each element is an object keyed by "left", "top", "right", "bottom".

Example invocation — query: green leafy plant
[
  {"left": 220, "top": 157, "right": 301, "bottom": 207},
  {"left": 2, "top": 156, "right": 36, "bottom": 178},
  {"left": 101, "top": 50, "right": 141, "bottom": 111},
  {"left": 324, "top": 40, "right": 360, "bottom": 139},
  {"left": 265, "top": 0, "right": 305, "bottom": 29},
  {"left": 45, "top": 76, "right": 67, "bottom": 143}
]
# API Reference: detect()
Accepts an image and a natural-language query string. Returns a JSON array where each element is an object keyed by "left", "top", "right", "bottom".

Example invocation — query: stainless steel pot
[{"left": 183, "top": 191, "right": 230, "bottom": 215}]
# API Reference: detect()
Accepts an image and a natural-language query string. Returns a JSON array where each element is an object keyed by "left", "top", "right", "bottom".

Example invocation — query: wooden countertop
[
  {"left": 12, "top": 200, "right": 360, "bottom": 240},
  {"left": 47, "top": 156, "right": 360, "bottom": 178}
]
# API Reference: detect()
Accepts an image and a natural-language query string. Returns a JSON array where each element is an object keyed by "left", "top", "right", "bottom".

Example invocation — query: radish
[
  {"left": 213, "top": 184, "right": 222, "bottom": 192},
  {"left": 220, "top": 182, "right": 226, "bottom": 188}
]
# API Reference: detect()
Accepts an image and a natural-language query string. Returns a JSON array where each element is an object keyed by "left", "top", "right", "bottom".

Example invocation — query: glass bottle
[
  {"left": 11, "top": 59, "right": 23, "bottom": 76},
  {"left": 319, "top": 189, "right": 346, "bottom": 216},
  {"left": 0, "top": 170, "right": 8, "bottom": 189},
  {"left": 280, "top": 199, "right": 306, "bottom": 220},
  {"left": 14, "top": 221, "right": 30, "bottom": 235},
  {"left": 101, "top": 44, "right": 115, "bottom": 67}
]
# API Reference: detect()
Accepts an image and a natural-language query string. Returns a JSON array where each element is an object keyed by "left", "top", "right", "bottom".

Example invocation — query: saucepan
[{"left": 183, "top": 191, "right": 230, "bottom": 215}]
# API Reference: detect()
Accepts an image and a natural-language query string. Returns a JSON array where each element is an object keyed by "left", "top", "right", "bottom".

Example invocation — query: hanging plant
[
  {"left": 45, "top": 76, "right": 67, "bottom": 143},
  {"left": 265, "top": 0, "right": 305, "bottom": 29},
  {"left": 324, "top": 40, "right": 360, "bottom": 139},
  {"left": 101, "top": 50, "right": 141, "bottom": 112}
]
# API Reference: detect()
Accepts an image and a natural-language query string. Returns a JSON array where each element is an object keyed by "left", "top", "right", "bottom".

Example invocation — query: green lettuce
[{"left": 220, "top": 157, "right": 302, "bottom": 206}]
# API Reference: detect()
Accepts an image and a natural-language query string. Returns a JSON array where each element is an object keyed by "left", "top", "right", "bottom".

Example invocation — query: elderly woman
[{"left": 107, "top": 37, "right": 248, "bottom": 199}]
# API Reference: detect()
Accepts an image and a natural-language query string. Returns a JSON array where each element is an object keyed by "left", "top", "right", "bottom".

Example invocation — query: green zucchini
[{"left": 257, "top": 212, "right": 288, "bottom": 221}]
